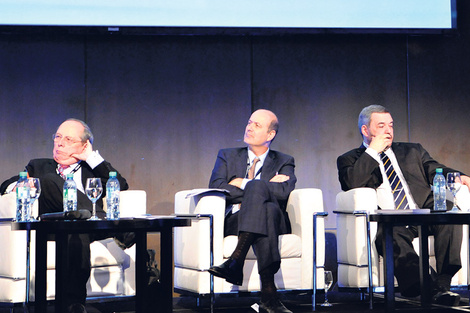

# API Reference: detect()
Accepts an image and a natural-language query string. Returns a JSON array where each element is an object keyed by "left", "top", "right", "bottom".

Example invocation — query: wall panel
[
  {"left": 85, "top": 36, "right": 252, "bottom": 213},
  {"left": 252, "top": 36, "right": 409, "bottom": 226},
  {"left": 0, "top": 36, "right": 85, "bottom": 180},
  {"left": 408, "top": 35, "right": 470, "bottom": 175}
]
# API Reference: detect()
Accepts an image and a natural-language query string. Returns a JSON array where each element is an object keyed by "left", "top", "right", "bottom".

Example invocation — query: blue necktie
[{"left": 380, "top": 152, "right": 409, "bottom": 210}]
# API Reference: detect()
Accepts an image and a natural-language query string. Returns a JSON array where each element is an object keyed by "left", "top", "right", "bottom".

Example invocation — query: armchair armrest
[
  {"left": 0, "top": 193, "right": 39, "bottom": 218},
  {"left": 336, "top": 187, "right": 377, "bottom": 213},
  {"left": 119, "top": 190, "right": 146, "bottom": 217},
  {"left": 286, "top": 188, "right": 325, "bottom": 289},
  {"left": 174, "top": 189, "right": 227, "bottom": 269}
]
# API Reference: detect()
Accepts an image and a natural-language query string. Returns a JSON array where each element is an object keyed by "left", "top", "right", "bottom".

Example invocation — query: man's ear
[
  {"left": 361, "top": 125, "right": 369, "bottom": 138},
  {"left": 80, "top": 140, "right": 88, "bottom": 152},
  {"left": 267, "top": 130, "right": 276, "bottom": 142}
]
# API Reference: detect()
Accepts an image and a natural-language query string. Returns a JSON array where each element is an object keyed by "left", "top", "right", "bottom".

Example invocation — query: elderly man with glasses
[{"left": 0, "top": 118, "right": 130, "bottom": 313}]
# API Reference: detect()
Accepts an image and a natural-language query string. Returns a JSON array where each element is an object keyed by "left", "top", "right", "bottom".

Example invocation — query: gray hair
[
  {"left": 63, "top": 118, "right": 94, "bottom": 144},
  {"left": 358, "top": 105, "right": 390, "bottom": 135}
]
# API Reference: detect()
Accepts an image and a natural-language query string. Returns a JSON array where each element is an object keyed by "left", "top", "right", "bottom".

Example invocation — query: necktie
[
  {"left": 380, "top": 152, "right": 409, "bottom": 210},
  {"left": 58, "top": 164, "right": 70, "bottom": 180},
  {"left": 247, "top": 157, "right": 260, "bottom": 179}
]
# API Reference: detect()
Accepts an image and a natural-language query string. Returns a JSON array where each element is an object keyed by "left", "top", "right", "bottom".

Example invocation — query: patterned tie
[
  {"left": 247, "top": 157, "right": 260, "bottom": 179},
  {"left": 58, "top": 164, "right": 70, "bottom": 180},
  {"left": 380, "top": 152, "right": 409, "bottom": 210}
]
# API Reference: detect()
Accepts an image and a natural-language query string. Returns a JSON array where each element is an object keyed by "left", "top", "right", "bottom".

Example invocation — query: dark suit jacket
[
  {"left": 209, "top": 147, "right": 296, "bottom": 233},
  {"left": 337, "top": 142, "right": 462, "bottom": 209},
  {"left": 0, "top": 158, "right": 129, "bottom": 215}
]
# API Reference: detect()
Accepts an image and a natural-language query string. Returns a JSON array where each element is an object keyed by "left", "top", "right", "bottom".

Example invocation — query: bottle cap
[
  {"left": 109, "top": 171, "right": 117, "bottom": 178},
  {"left": 436, "top": 168, "right": 443, "bottom": 173},
  {"left": 19, "top": 172, "right": 27, "bottom": 178},
  {"left": 66, "top": 173, "right": 74, "bottom": 179}
]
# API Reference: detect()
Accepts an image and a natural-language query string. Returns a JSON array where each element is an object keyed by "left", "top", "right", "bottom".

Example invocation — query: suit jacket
[
  {"left": 209, "top": 147, "right": 296, "bottom": 214},
  {"left": 337, "top": 142, "right": 462, "bottom": 209},
  {"left": 0, "top": 158, "right": 129, "bottom": 215}
]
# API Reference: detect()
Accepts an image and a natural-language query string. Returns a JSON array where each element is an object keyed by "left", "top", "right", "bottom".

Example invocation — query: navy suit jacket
[
  {"left": 337, "top": 142, "right": 463, "bottom": 209},
  {"left": 209, "top": 147, "right": 296, "bottom": 233}
]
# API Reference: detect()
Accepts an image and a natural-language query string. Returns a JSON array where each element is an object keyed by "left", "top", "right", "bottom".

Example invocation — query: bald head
[{"left": 244, "top": 109, "right": 279, "bottom": 154}]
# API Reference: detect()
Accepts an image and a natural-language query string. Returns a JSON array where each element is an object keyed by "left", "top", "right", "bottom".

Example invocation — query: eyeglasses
[{"left": 52, "top": 133, "right": 83, "bottom": 146}]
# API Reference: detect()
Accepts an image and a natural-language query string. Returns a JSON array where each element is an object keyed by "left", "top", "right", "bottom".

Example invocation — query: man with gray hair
[
  {"left": 337, "top": 104, "right": 470, "bottom": 306},
  {"left": 0, "top": 118, "right": 130, "bottom": 313}
]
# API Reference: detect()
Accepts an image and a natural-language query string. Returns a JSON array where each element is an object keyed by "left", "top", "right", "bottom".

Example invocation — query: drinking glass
[
  {"left": 447, "top": 172, "right": 462, "bottom": 212},
  {"left": 27, "top": 177, "right": 41, "bottom": 221},
  {"left": 86, "top": 178, "right": 103, "bottom": 220},
  {"left": 321, "top": 270, "right": 333, "bottom": 307}
]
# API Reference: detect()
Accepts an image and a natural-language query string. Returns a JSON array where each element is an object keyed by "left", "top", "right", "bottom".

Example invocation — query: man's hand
[
  {"left": 460, "top": 175, "right": 470, "bottom": 189},
  {"left": 369, "top": 133, "right": 392, "bottom": 153},
  {"left": 270, "top": 174, "right": 290, "bottom": 183},
  {"left": 71, "top": 140, "right": 93, "bottom": 161},
  {"left": 229, "top": 178, "right": 244, "bottom": 188}
]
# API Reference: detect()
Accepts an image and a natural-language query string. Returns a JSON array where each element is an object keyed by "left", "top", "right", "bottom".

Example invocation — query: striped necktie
[
  {"left": 380, "top": 152, "right": 409, "bottom": 210},
  {"left": 58, "top": 164, "right": 70, "bottom": 180}
]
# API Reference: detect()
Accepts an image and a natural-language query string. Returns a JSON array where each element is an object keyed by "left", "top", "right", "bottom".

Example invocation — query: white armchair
[
  {"left": 335, "top": 187, "right": 469, "bottom": 292},
  {"left": 173, "top": 188, "right": 326, "bottom": 308},
  {"left": 0, "top": 190, "right": 146, "bottom": 304}
]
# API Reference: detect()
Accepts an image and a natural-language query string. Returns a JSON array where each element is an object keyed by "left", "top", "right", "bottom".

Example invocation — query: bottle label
[
  {"left": 63, "top": 188, "right": 77, "bottom": 211},
  {"left": 17, "top": 186, "right": 29, "bottom": 200}
]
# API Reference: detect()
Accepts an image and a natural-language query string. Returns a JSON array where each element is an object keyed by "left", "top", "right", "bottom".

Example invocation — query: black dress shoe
[
  {"left": 68, "top": 303, "right": 87, "bottom": 313},
  {"left": 432, "top": 290, "right": 460, "bottom": 306},
  {"left": 114, "top": 232, "right": 136, "bottom": 250},
  {"left": 259, "top": 298, "right": 292, "bottom": 313},
  {"left": 207, "top": 258, "right": 243, "bottom": 286}
]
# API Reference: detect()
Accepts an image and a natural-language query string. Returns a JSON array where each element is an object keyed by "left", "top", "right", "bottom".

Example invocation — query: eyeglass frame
[{"left": 52, "top": 133, "right": 84, "bottom": 146}]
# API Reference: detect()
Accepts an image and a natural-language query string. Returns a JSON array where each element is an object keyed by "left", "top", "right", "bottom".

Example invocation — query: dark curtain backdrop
[{"left": 1, "top": 2, "right": 470, "bottom": 264}]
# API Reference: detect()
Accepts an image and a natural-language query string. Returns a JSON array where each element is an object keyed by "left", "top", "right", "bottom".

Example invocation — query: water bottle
[
  {"left": 16, "top": 172, "right": 30, "bottom": 221},
  {"left": 433, "top": 168, "right": 446, "bottom": 211},
  {"left": 63, "top": 173, "right": 77, "bottom": 211},
  {"left": 106, "top": 171, "right": 120, "bottom": 220}
]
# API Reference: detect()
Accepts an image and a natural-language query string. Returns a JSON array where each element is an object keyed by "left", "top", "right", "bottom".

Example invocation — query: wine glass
[
  {"left": 86, "top": 178, "right": 103, "bottom": 220},
  {"left": 321, "top": 270, "right": 333, "bottom": 307},
  {"left": 27, "top": 178, "right": 41, "bottom": 221},
  {"left": 447, "top": 172, "right": 462, "bottom": 212}
]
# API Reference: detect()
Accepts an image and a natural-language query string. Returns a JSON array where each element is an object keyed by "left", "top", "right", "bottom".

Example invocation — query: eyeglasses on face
[{"left": 52, "top": 133, "right": 83, "bottom": 146}]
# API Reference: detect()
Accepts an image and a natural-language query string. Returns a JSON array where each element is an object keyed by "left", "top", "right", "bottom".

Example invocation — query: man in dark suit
[
  {"left": 208, "top": 109, "right": 296, "bottom": 313},
  {"left": 337, "top": 104, "right": 470, "bottom": 306},
  {"left": 0, "top": 118, "right": 129, "bottom": 313}
]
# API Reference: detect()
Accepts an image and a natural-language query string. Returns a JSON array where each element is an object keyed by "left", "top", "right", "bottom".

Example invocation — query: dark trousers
[
  {"left": 39, "top": 174, "right": 107, "bottom": 306},
  {"left": 224, "top": 180, "right": 289, "bottom": 273},
  {"left": 375, "top": 224, "right": 462, "bottom": 293}
]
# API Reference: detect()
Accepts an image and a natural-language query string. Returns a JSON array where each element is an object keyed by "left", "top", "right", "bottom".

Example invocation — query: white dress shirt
[{"left": 364, "top": 142, "right": 418, "bottom": 210}]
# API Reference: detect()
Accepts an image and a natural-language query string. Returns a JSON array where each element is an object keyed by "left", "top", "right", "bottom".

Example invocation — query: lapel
[
  {"left": 261, "top": 150, "right": 276, "bottom": 180},
  {"left": 80, "top": 162, "right": 93, "bottom": 187},
  {"left": 236, "top": 148, "right": 249, "bottom": 178},
  {"left": 391, "top": 142, "right": 406, "bottom": 167}
]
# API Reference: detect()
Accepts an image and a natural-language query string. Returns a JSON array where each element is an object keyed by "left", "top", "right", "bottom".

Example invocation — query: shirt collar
[
  {"left": 57, "top": 161, "right": 81, "bottom": 174},
  {"left": 247, "top": 148, "right": 269, "bottom": 166}
]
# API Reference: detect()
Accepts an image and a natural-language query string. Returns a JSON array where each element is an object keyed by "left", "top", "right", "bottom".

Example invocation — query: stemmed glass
[
  {"left": 321, "top": 270, "right": 333, "bottom": 307},
  {"left": 86, "top": 178, "right": 103, "bottom": 220},
  {"left": 447, "top": 172, "right": 462, "bottom": 212}
]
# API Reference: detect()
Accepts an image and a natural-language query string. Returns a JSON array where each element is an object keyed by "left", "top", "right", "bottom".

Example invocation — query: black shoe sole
[
  {"left": 433, "top": 293, "right": 461, "bottom": 306},
  {"left": 207, "top": 267, "right": 242, "bottom": 286}
]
